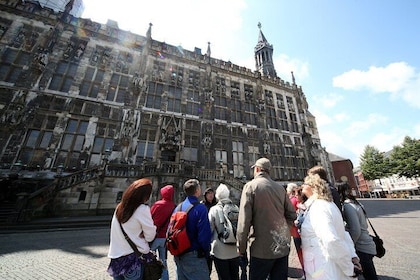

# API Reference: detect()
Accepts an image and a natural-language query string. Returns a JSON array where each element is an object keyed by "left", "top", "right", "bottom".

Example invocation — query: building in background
[
  {"left": 329, "top": 153, "right": 359, "bottom": 197},
  {"left": 27, "top": 0, "right": 85, "bottom": 17},
  {"left": 0, "top": 1, "right": 329, "bottom": 222}
]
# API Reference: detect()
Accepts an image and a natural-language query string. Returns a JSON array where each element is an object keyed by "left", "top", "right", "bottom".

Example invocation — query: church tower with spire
[{"left": 254, "top": 22, "right": 277, "bottom": 77}]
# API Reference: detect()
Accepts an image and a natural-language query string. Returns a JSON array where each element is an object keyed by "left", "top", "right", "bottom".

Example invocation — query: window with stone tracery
[
  {"left": 80, "top": 67, "right": 104, "bottom": 98},
  {"left": 49, "top": 61, "right": 78, "bottom": 92},
  {"left": 107, "top": 73, "right": 129, "bottom": 103},
  {"left": 0, "top": 48, "right": 31, "bottom": 84}
]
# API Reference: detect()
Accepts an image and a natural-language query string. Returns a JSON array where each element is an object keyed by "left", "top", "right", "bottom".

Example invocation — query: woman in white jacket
[
  {"left": 299, "top": 174, "right": 362, "bottom": 280},
  {"left": 107, "top": 178, "right": 157, "bottom": 280}
]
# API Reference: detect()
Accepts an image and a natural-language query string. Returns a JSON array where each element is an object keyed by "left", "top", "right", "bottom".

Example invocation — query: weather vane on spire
[{"left": 258, "top": 22, "right": 262, "bottom": 29}]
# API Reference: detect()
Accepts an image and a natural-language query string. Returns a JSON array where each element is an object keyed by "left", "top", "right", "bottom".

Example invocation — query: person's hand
[{"left": 352, "top": 257, "right": 363, "bottom": 277}]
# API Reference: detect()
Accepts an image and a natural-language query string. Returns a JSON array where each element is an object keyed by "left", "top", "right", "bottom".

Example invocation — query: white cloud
[
  {"left": 346, "top": 114, "right": 388, "bottom": 136},
  {"left": 312, "top": 92, "right": 343, "bottom": 108},
  {"left": 274, "top": 54, "right": 309, "bottom": 82},
  {"left": 332, "top": 62, "right": 420, "bottom": 108}
]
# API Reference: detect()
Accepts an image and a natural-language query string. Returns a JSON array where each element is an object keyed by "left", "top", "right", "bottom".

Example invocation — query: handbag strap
[
  {"left": 119, "top": 222, "right": 143, "bottom": 258},
  {"left": 354, "top": 200, "right": 380, "bottom": 238}
]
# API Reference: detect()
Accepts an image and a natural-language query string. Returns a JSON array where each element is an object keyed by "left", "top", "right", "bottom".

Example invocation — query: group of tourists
[{"left": 106, "top": 157, "right": 379, "bottom": 280}]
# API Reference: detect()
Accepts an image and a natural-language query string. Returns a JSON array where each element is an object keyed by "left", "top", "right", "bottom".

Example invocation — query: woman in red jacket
[{"left": 150, "top": 185, "right": 176, "bottom": 280}]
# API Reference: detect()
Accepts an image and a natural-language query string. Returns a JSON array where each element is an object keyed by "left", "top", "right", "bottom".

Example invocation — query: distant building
[
  {"left": 0, "top": 3, "right": 328, "bottom": 220},
  {"left": 27, "top": 0, "right": 85, "bottom": 17},
  {"left": 329, "top": 153, "right": 359, "bottom": 196}
]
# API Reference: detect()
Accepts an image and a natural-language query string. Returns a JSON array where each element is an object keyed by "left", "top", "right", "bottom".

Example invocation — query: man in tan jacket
[{"left": 236, "top": 157, "right": 297, "bottom": 280}]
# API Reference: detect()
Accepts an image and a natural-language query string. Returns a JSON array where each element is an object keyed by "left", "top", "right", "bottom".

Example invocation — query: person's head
[
  {"left": 116, "top": 178, "right": 153, "bottom": 223},
  {"left": 160, "top": 184, "right": 174, "bottom": 201},
  {"left": 336, "top": 181, "right": 354, "bottom": 202},
  {"left": 294, "top": 185, "right": 307, "bottom": 203},
  {"left": 183, "top": 178, "right": 201, "bottom": 197},
  {"left": 251, "top": 157, "right": 272, "bottom": 176},
  {"left": 303, "top": 173, "right": 332, "bottom": 202},
  {"left": 286, "top": 183, "right": 298, "bottom": 195},
  {"left": 307, "top": 165, "right": 328, "bottom": 181},
  {"left": 204, "top": 187, "right": 215, "bottom": 202},
  {"left": 215, "top": 183, "right": 230, "bottom": 200}
]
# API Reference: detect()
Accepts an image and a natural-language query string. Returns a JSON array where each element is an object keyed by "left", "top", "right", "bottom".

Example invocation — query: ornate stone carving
[{"left": 159, "top": 116, "right": 181, "bottom": 151}]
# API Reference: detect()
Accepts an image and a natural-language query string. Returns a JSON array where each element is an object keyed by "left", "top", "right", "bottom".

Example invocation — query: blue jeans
[
  {"left": 150, "top": 238, "right": 169, "bottom": 280},
  {"left": 249, "top": 255, "right": 288, "bottom": 280},
  {"left": 113, "top": 264, "right": 143, "bottom": 280},
  {"left": 356, "top": 250, "right": 378, "bottom": 280},
  {"left": 174, "top": 250, "right": 210, "bottom": 280}
]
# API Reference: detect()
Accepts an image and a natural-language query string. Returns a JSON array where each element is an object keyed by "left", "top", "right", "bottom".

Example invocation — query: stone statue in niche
[
  {"left": 258, "top": 99, "right": 265, "bottom": 113},
  {"left": 263, "top": 142, "right": 271, "bottom": 155},
  {"left": 159, "top": 116, "right": 181, "bottom": 151},
  {"left": 63, "top": 41, "right": 75, "bottom": 59},
  {"left": 204, "top": 88, "right": 214, "bottom": 103}
]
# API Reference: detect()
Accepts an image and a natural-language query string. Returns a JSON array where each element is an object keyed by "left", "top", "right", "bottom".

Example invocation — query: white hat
[{"left": 215, "top": 183, "right": 230, "bottom": 200}]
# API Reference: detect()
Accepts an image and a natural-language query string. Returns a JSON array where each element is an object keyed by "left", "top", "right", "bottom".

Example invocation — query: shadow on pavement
[{"left": 0, "top": 228, "right": 110, "bottom": 258}]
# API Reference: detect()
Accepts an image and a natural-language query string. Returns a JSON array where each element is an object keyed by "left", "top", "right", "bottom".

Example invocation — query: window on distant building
[
  {"left": 136, "top": 128, "right": 157, "bottom": 164},
  {"left": 232, "top": 141, "right": 244, "bottom": 178},
  {"left": 146, "top": 82, "right": 163, "bottom": 109},
  {"left": 167, "top": 85, "right": 182, "bottom": 113},
  {"left": 186, "top": 89, "right": 200, "bottom": 115},
  {"left": 79, "top": 67, "right": 104, "bottom": 98},
  {"left": 231, "top": 99, "right": 242, "bottom": 123},
  {"left": 0, "top": 48, "right": 31, "bottom": 84},
  {"left": 107, "top": 73, "right": 130, "bottom": 104},
  {"left": 49, "top": 61, "right": 78, "bottom": 92},
  {"left": 244, "top": 101, "right": 257, "bottom": 125},
  {"left": 55, "top": 119, "right": 89, "bottom": 169}
]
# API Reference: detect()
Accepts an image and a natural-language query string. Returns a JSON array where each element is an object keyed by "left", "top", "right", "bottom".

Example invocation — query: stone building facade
[{"left": 0, "top": 1, "right": 329, "bottom": 219}]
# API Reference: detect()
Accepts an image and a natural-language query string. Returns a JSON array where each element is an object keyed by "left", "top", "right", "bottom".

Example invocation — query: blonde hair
[{"left": 304, "top": 173, "right": 332, "bottom": 202}]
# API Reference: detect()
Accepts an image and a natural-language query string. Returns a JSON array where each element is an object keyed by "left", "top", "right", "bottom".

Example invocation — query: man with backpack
[
  {"left": 170, "top": 178, "right": 212, "bottom": 280},
  {"left": 208, "top": 183, "right": 240, "bottom": 280},
  {"left": 237, "top": 158, "right": 297, "bottom": 280}
]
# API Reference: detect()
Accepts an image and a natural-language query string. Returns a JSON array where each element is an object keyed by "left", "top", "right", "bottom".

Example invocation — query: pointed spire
[
  {"left": 146, "top": 23, "right": 153, "bottom": 40},
  {"left": 254, "top": 22, "right": 276, "bottom": 78},
  {"left": 257, "top": 22, "right": 268, "bottom": 44},
  {"left": 206, "top": 42, "right": 211, "bottom": 57},
  {"left": 205, "top": 42, "right": 211, "bottom": 63}
]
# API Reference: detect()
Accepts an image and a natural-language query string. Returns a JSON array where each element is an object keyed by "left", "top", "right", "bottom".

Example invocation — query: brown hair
[
  {"left": 307, "top": 165, "right": 328, "bottom": 181},
  {"left": 183, "top": 178, "right": 200, "bottom": 196},
  {"left": 116, "top": 178, "right": 153, "bottom": 223}
]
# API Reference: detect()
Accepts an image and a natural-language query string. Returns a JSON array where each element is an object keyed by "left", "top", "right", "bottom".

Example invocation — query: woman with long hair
[
  {"left": 107, "top": 178, "right": 157, "bottom": 280},
  {"left": 299, "top": 174, "right": 362, "bottom": 279},
  {"left": 337, "top": 181, "right": 378, "bottom": 280}
]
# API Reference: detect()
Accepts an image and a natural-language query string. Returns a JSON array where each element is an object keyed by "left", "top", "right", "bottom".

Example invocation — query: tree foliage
[
  {"left": 389, "top": 136, "right": 420, "bottom": 178},
  {"left": 359, "top": 145, "right": 389, "bottom": 180}
]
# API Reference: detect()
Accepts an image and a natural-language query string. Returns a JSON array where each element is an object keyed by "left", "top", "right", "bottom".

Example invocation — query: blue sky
[{"left": 82, "top": 0, "right": 420, "bottom": 167}]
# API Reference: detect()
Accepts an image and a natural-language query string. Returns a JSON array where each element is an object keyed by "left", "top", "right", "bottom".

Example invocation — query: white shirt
[{"left": 108, "top": 204, "right": 156, "bottom": 258}]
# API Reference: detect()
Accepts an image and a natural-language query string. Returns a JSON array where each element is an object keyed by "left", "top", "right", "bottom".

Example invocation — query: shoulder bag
[
  {"left": 356, "top": 201, "right": 386, "bottom": 258},
  {"left": 119, "top": 223, "right": 164, "bottom": 280}
]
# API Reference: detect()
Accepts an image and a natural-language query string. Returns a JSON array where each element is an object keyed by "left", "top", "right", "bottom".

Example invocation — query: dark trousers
[
  {"left": 249, "top": 255, "right": 288, "bottom": 280},
  {"left": 357, "top": 250, "right": 378, "bottom": 280},
  {"left": 213, "top": 256, "right": 240, "bottom": 280}
]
